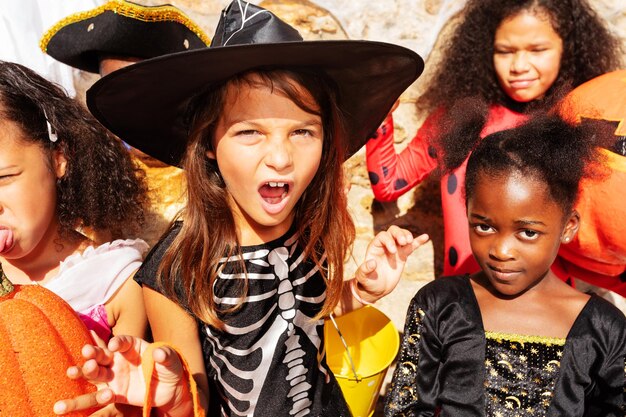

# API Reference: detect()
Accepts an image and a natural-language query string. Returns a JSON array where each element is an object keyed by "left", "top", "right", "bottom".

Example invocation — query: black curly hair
[
  {"left": 464, "top": 114, "right": 607, "bottom": 215},
  {"left": 0, "top": 61, "right": 147, "bottom": 239},
  {"left": 428, "top": 0, "right": 622, "bottom": 172},
  {"left": 420, "top": 0, "right": 622, "bottom": 113}
]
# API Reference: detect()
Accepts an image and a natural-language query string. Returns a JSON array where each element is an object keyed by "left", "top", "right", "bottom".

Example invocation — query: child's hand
[
  {"left": 354, "top": 226, "right": 429, "bottom": 304},
  {"left": 53, "top": 335, "right": 190, "bottom": 416}
]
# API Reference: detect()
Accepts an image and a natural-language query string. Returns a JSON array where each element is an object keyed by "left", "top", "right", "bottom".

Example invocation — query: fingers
[
  {"left": 90, "top": 331, "right": 108, "bottom": 350},
  {"left": 71, "top": 344, "right": 116, "bottom": 383},
  {"left": 387, "top": 225, "right": 418, "bottom": 247},
  {"left": 53, "top": 389, "right": 114, "bottom": 415},
  {"left": 151, "top": 344, "right": 185, "bottom": 384},
  {"left": 354, "top": 228, "right": 430, "bottom": 305},
  {"left": 83, "top": 343, "right": 113, "bottom": 366},
  {"left": 402, "top": 233, "right": 430, "bottom": 255},
  {"left": 107, "top": 335, "right": 139, "bottom": 353},
  {"left": 414, "top": 233, "right": 430, "bottom": 245},
  {"left": 372, "top": 231, "right": 398, "bottom": 254},
  {"left": 354, "top": 258, "right": 377, "bottom": 283},
  {"left": 370, "top": 225, "right": 423, "bottom": 255},
  {"left": 64, "top": 344, "right": 114, "bottom": 385},
  {"left": 152, "top": 344, "right": 176, "bottom": 364}
]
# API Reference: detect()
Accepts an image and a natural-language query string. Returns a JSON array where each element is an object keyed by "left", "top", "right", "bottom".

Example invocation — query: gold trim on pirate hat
[
  {"left": 87, "top": 0, "right": 424, "bottom": 166},
  {"left": 40, "top": 0, "right": 210, "bottom": 73}
]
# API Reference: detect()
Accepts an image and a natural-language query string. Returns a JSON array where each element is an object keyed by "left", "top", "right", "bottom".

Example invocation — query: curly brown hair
[
  {"left": 427, "top": 0, "right": 622, "bottom": 171},
  {"left": 420, "top": 0, "right": 622, "bottom": 113},
  {"left": 0, "top": 61, "right": 147, "bottom": 239}
]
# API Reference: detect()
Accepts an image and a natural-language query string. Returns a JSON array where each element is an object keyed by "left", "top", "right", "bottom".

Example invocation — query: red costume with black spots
[{"left": 366, "top": 105, "right": 526, "bottom": 276}]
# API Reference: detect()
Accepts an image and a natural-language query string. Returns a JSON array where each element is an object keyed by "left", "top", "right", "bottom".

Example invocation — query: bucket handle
[{"left": 328, "top": 313, "right": 361, "bottom": 382}]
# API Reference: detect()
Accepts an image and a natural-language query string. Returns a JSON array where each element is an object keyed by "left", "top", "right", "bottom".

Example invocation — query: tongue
[
  {"left": 0, "top": 229, "right": 13, "bottom": 254},
  {"left": 259, "top": 185, "right": 286, "bottom": 204}
]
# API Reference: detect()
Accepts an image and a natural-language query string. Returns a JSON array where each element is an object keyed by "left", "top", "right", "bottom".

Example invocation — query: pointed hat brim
[{"left": 88, "top": 40, "right": 422, "bottom": 166}]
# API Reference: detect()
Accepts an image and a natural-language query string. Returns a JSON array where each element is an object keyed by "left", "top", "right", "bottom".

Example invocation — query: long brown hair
[{"left": 157, "top": 68, "right": 355, "bottom": 327}]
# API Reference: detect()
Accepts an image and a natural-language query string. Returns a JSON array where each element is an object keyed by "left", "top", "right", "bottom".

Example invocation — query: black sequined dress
[{"left": 385, "top": 275, "right": 626, "bottom": 417}]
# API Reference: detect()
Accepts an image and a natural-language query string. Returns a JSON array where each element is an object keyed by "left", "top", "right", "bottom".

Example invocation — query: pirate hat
[
  {"left": 40, "top": 0, "right": 210, "bottom": 73},
  {"left": 87, "top": 0, "right": 424, "bottom": 166}
]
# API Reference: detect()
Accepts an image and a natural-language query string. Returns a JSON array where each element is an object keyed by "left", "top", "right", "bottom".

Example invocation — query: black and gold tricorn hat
[
  {"left": 86, "top": 0, "right": 424, "bottom": 166},
  {"left": 40, "top": 0, "right": 210, "bottom": 73}
]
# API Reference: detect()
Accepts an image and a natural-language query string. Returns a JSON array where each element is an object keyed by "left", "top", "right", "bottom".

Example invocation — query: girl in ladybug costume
[{"left": 366, "top": 0, "right": 622, "bottom": 276}]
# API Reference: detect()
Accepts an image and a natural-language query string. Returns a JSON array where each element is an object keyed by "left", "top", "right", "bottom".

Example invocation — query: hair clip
[{"left": 43, "top": 109, "right": 58, "bottom": 142}]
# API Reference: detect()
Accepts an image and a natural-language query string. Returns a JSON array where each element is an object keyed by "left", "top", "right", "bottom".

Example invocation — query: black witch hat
[{"left": 87, "top": 0, "right": 424, "bottom": 166}]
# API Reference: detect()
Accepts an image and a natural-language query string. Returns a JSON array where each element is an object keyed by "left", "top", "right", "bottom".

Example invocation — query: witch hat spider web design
[{"left": 201, "top": 230, "right": 336, "bottom": 416}]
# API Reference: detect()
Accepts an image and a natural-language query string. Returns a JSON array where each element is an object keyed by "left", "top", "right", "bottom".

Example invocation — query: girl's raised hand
[
  {"left": 54, "top": 335, "right": 192, "bottom": 417},
  {"left": 354, "top": 225, "right": 429, "bottom": 304}
]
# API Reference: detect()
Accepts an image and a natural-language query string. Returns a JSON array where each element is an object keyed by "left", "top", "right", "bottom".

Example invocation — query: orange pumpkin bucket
[
  {"left": 555, "top": 70, "right": 626, "bottom": 294},
  {"left": 0, "top": 265, "right": 97, "bottom": 417}
]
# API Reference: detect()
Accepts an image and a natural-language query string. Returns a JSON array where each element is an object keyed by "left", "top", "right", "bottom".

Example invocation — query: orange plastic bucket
[{"left": 324, "top": 306, "right": 400, "bottom": 417}]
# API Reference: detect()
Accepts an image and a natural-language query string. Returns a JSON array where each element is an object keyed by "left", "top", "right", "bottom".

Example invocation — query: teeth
[{"left": 267, "top": 182, "right": 285, "bottom": 187}]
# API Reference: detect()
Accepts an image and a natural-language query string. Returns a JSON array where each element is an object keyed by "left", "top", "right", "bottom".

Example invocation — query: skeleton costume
[
  {"left": 136, "top": 222, "right": 351, "bottom": 416},
  {"left": 86, "top": 1, "right": 425, "bottom": 415}
]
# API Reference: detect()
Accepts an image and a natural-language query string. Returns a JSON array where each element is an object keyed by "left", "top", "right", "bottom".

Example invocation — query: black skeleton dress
[
  {"left": 384, "top": 275, "right": 626, "bottom": 417},
  {"left": 135, "top": 222, "right": 352, "bottom": 417}
]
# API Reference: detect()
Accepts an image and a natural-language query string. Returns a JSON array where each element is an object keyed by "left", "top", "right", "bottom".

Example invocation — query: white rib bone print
[{"left": 202, "top": 232, "right": 328, "bottom": 416}]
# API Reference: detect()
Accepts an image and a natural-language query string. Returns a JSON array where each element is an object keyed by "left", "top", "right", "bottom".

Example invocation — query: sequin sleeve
[
  {"left": 549, "top": 295, "right": 626, "bottom": 416},
  {"left": 384, "top": 291, "right": 439, "bottom": 416},
  {"left": 384, "top": 276, "right": 489, "bottom": 416}
]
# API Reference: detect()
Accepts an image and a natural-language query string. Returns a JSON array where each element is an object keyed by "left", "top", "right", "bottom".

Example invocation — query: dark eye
[
  {"left": 520, "top": 229, "right": 539, "bottom": 240},
  {"left": 293, "top": 129, "right": 313, "bottom": 137},
  {"left": 237, "top": 130, "right": 259, "bottom": 136},
  {"left": 474, "top": 224, "right": 495, "bottom": 235}
]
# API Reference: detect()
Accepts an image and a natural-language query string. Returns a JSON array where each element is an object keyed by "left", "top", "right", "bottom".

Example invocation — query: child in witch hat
[
  {"left": 53, "top": 1, "right": 427, "bottom": 416},
  {"left": 40, "top": 0, "right": 211, "bottom": 247}
]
